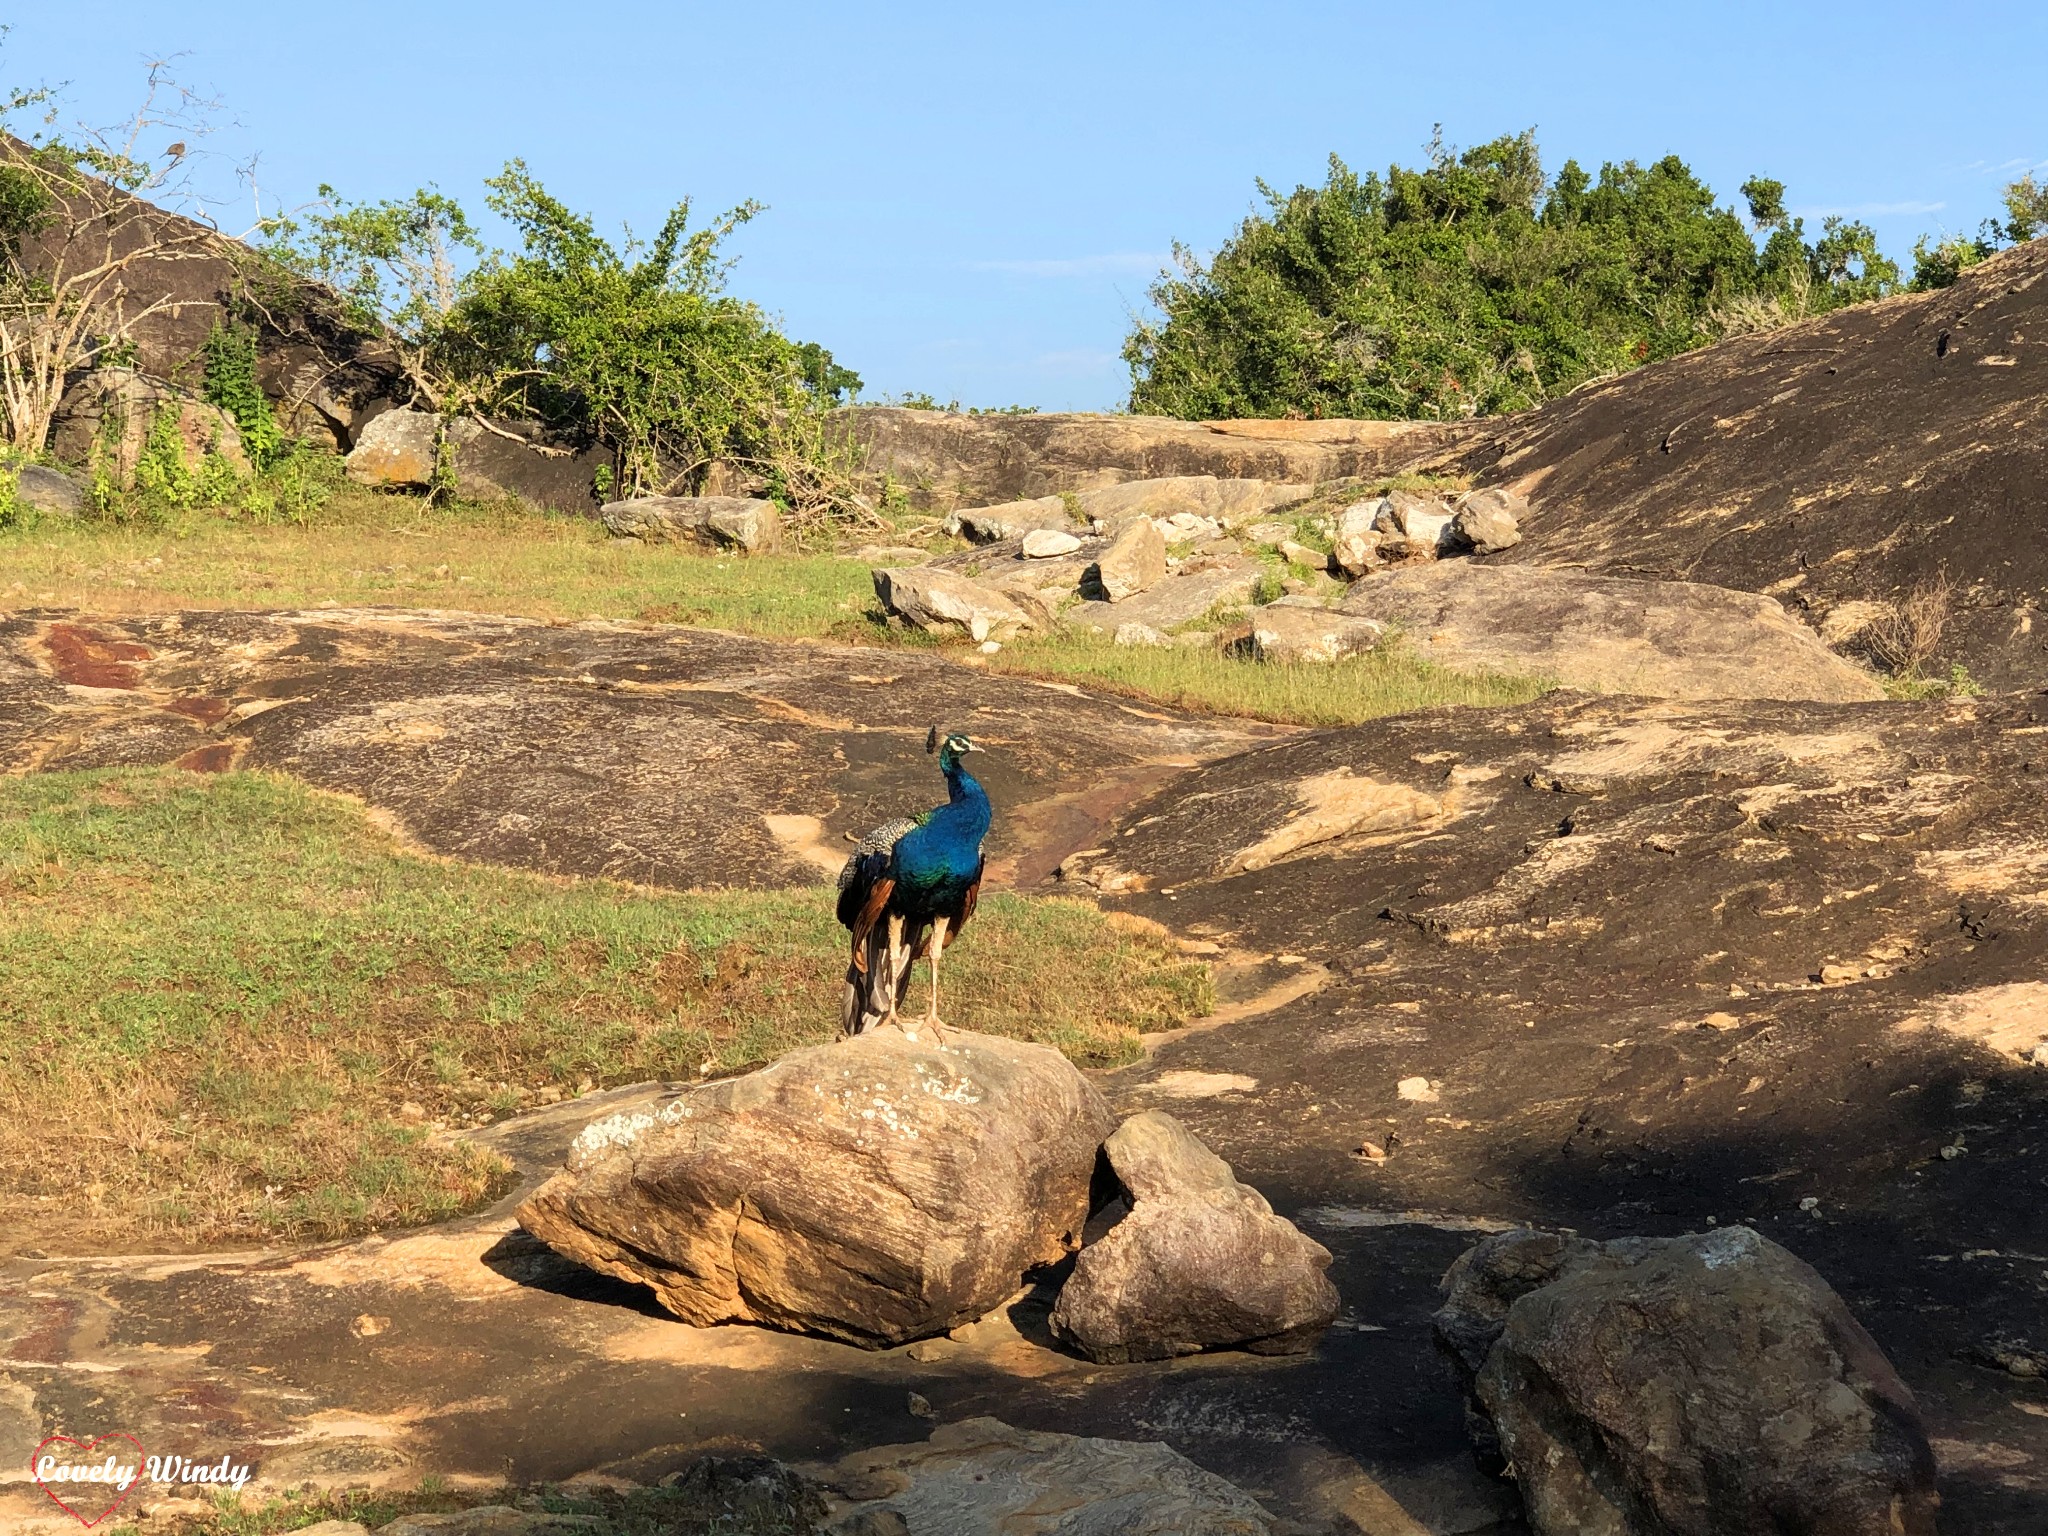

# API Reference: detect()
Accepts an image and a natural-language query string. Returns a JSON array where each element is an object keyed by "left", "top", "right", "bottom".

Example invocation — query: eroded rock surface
[
  {"left": 1340, "top": 560, "right": 1885, "bottom": 701},
  {"left": 600, "top": 495, "right": 783, "bottom": 553},
  {"left": 1435, "top": 1226, "right": 1938, "bottom": 1536},
  {"left": 825, "top": 1417, "right": 1275, "bottom": 1534},
  {"left": 1444, "top": 238, "right": 2048, "bottom": 688},
  {"left": 519, "top": 1029, "right": 1115, "bottom": 1346},
  {"left": 1049, "top": 1112, "right": 1338, "bottom": 1363}
]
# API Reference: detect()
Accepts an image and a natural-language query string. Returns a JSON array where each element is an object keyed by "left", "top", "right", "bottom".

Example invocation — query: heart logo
[{"left": 30, "top": 1434, "right": 148, "bottom": 1527}]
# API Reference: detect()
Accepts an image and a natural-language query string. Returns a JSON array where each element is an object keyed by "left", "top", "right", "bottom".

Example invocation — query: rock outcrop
[
  {"left": 1247, "top": 604, "right": 1383, "bottom": 664},
  {"left": 1340, "top": 561, "right": 1885, "bottom": 701},
  {"left": 838, "top": 406, "right": 1474, "bottom": 510},
  {"left": 827, "top": 1417, "right": 1276, "bottom": 1535},
  {"left": 1444, "top": 238, "right": 2048, "bottom": 688},
  {"left": 952, "top": 495, "right": 1077, "bottom": 543},
  {"left": 47, "top": 368, "right": 250, "bottom": 484},
  {"left": 518, "top": 1028, "right": 1116, "bottom": 1347},
  {"left": 1434, "top": 1227, "right": 1938, "bottom": 1536},
  {"left": 600, "top": 495, "right": 783, "bottom": 554},
  {"left": 1049, "top": 1111, "right": 1339, "bottom": 1363}
]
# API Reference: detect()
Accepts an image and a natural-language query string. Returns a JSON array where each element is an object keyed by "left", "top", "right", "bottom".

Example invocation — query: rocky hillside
[{"left": 1448, "top": 239, "right": 2048, "bottom": 687}]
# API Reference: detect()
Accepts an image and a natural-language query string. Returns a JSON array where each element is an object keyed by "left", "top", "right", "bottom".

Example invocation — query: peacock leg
[
  {"left": 922, "top": 916, "right": 950, "bottom": 1042},
  {"left": 878, "top": 913, "right": 907, "bottom": 1029}
]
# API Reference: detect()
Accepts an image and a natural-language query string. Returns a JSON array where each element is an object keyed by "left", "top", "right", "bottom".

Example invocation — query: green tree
[{"left": 1126, "top": 131, "right": 1897, "bottom": 421}]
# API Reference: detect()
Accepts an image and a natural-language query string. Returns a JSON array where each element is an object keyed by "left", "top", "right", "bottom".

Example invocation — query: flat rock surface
[
  {"left": 1443, "top": 238, "right": 2048, "bottom": 689},
  {"left": 1339, "top": 560, "right": 1884, "bottom": 701},
  {"left": 0, "top": 608, "right": 1279, "bottom": 891}
]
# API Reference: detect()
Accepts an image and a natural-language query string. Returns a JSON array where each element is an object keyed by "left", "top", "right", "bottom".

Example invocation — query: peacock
[{"left": 836, "top": 727, "right": 991, "bottom": 1040}]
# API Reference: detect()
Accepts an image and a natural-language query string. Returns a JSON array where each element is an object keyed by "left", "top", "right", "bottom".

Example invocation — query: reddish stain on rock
[
  {"left": 173, "top": 743, "right": 238, "bottom": 774},
  {"left": 46, "top": 622, "right": 153, "bottom": 688},
  {"left": 164, "top": 696, "right": 233, "bottom": 726}
]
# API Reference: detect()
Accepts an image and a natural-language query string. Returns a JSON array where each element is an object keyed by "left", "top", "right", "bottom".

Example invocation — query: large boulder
[
  {"left": 1340, "top": 561, "right": 1886, "bottom": 702},
  {"left": 518, "top": 1029, "right": 1114, "bottom": 1347},
  {"left": 601, "top": 495, "right": 783, "bottom": 554},
  {"left": 1092, "top": 518, "right": 1168, "bottom": 601},
  {"left": 347, "top": 409, "right": 611, "bottom": 515},
  {"left": 874, "top": 566, "right": 1041, "bottom": 641},
  {"left": 1248, "top": 605, "right": 1383, "bottom": 664},
  {"left": 17, "top": 465, "right": 85, "bottom": 517},
  {"left": 1434, "top": 1227, "right": 1938, "bottom": 1536},
  {"left": 47, "top": 368, "right": 250, "bottom": 485},
  {"left": 828, "top": 1417, "right": 1275, "bottom": 1535},
  {"left": 1048, "top": 1111, "right": 1339, "bottom": 1363}
]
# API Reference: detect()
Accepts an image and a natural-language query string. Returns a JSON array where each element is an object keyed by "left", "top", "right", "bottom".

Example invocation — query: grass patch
[
  {"left": 982, "top": 630, "right": 1548, "bottom": 727},
  {"left": 0, "top": 768, "right": 1209, "bottom": 1253},
  {"left": 0, "top": 486, "right": 880, "bottom": 640}
]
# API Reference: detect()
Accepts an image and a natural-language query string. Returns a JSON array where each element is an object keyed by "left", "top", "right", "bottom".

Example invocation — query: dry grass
[
  {"left": 1862, "top": 571, "right": 1955, "bottom": 676},
  {"left": 0, "top": 767, "right": 1209, "bottom": 1254}
]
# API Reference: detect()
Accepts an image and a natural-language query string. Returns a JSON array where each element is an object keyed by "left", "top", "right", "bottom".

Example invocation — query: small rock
[
  {"left": 1114, "top": 620, "right": 1170, "bottom": 648},
  {"left": 1397, "top": 1076, "right": 1439, "bottom": 1104},
  {"left": 1021, "top": 528, "right": 1083, "bottom": 558},
  {"left": 1153, "top": 511, "right": 1223, "bottom": 542},
  {"left": 285, "top": 1523, "right": 370, "bottom": 1536},
  {"left": 350, "top": 1313, "right": 389, "bottom": 1337},
  {"left": 1817, "top": 963, "right": 1859, "bottom": 983},
  {"left": 1373, "top": 490, "right": 1455, "bottom": 557},
  {"left": 1798, "top": 1197, "right": 1820, "bottom": 1213},
  {"left": 1093, "top": 517, "right": 1168, "bottom": 601},
  {"left": 1048, "top": 1111, "right": 1339, "bottom": 1363},
  {"left": 380, "top": 1507, "right": 544, "bottom": 1536},
  {"left": 1277, "top": 539, "right": 1328, "bottom": 570},
  {"left": 906, "top": 1391, "right": 937, "bottom": 1420},
  {"left": 1330, "top": 528, "right": 1385, "bottom": 578},
  {"left": 978, "top": 640, "right": 1002, "bottom": 654},
  {"left": 1243, "top": 521, "right": 1292, "bottom": 547},
  {"left": 1451, "top": 488, "right": 1525, "bottom": 554},
  {"left": 398, "top": 1100, "right": 427, "bottom": 1122},
  {"left": 1249, "top": 607, "right": 1382, "bottom": 664},
  {"left": 1355, "top": 1140, "right": 1388, "bottom": 1164}
]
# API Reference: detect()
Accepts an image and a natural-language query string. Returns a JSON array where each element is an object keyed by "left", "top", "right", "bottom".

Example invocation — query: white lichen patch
[{"left": 567, "top": 1095, "right": 695, "bottom": 1170}]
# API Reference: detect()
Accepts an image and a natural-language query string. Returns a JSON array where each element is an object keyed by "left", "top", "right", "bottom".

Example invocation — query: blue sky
[{"left": 12, "top": 2, "right": 2046, "bottom": 410}]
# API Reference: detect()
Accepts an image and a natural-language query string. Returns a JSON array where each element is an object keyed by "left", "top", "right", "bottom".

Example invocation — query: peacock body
[{"left": 836, "top": 729, "right": 990, "bottom": 1037}]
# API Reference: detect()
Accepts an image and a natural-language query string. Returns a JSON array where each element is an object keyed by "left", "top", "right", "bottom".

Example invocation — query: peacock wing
[
  {"left": 952, "top": 854, "right": 986, "bottom": 936},
  {"left": 835, "top": 815, "right": 920, "bottom": 929}
]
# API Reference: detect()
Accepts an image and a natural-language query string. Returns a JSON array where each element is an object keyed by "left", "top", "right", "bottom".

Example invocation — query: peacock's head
[{"left": 926, "top": 725, "right": 983, "bottom": 772}]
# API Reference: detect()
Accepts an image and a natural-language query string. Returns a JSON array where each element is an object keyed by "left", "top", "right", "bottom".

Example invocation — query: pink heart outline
[{"left": 30, "top": 1433, "right": 149, "bottom": 1528}]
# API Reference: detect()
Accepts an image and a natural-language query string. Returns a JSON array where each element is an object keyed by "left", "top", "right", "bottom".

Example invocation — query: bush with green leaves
[
  {"left": 1909, "top": 172, "right": 2048, "bottom": 291},
  {"left": 1124, "top": 130, "right": 1903, "bottom": 421},
  {"left": 266, "top": 165, "right": 868, "bottom": 525}
]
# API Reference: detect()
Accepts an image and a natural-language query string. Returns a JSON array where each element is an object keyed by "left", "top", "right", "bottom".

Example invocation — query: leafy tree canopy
[{"left": 1125, "top": 130, "right": 1902, "bottom": 421}]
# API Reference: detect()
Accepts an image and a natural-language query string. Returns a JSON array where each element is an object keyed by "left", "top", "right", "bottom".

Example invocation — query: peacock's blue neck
[{"left": 932, "top": 760, "right": 992, "bottom": 844}]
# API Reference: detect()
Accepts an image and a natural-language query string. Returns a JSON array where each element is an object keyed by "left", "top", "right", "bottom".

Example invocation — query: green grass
[
  {"left": 0, "top": 768, "right": 1209, "bottom": 1253},
  {"left": 983, "top": 629, "right": 1548, "bottom": 726}
]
